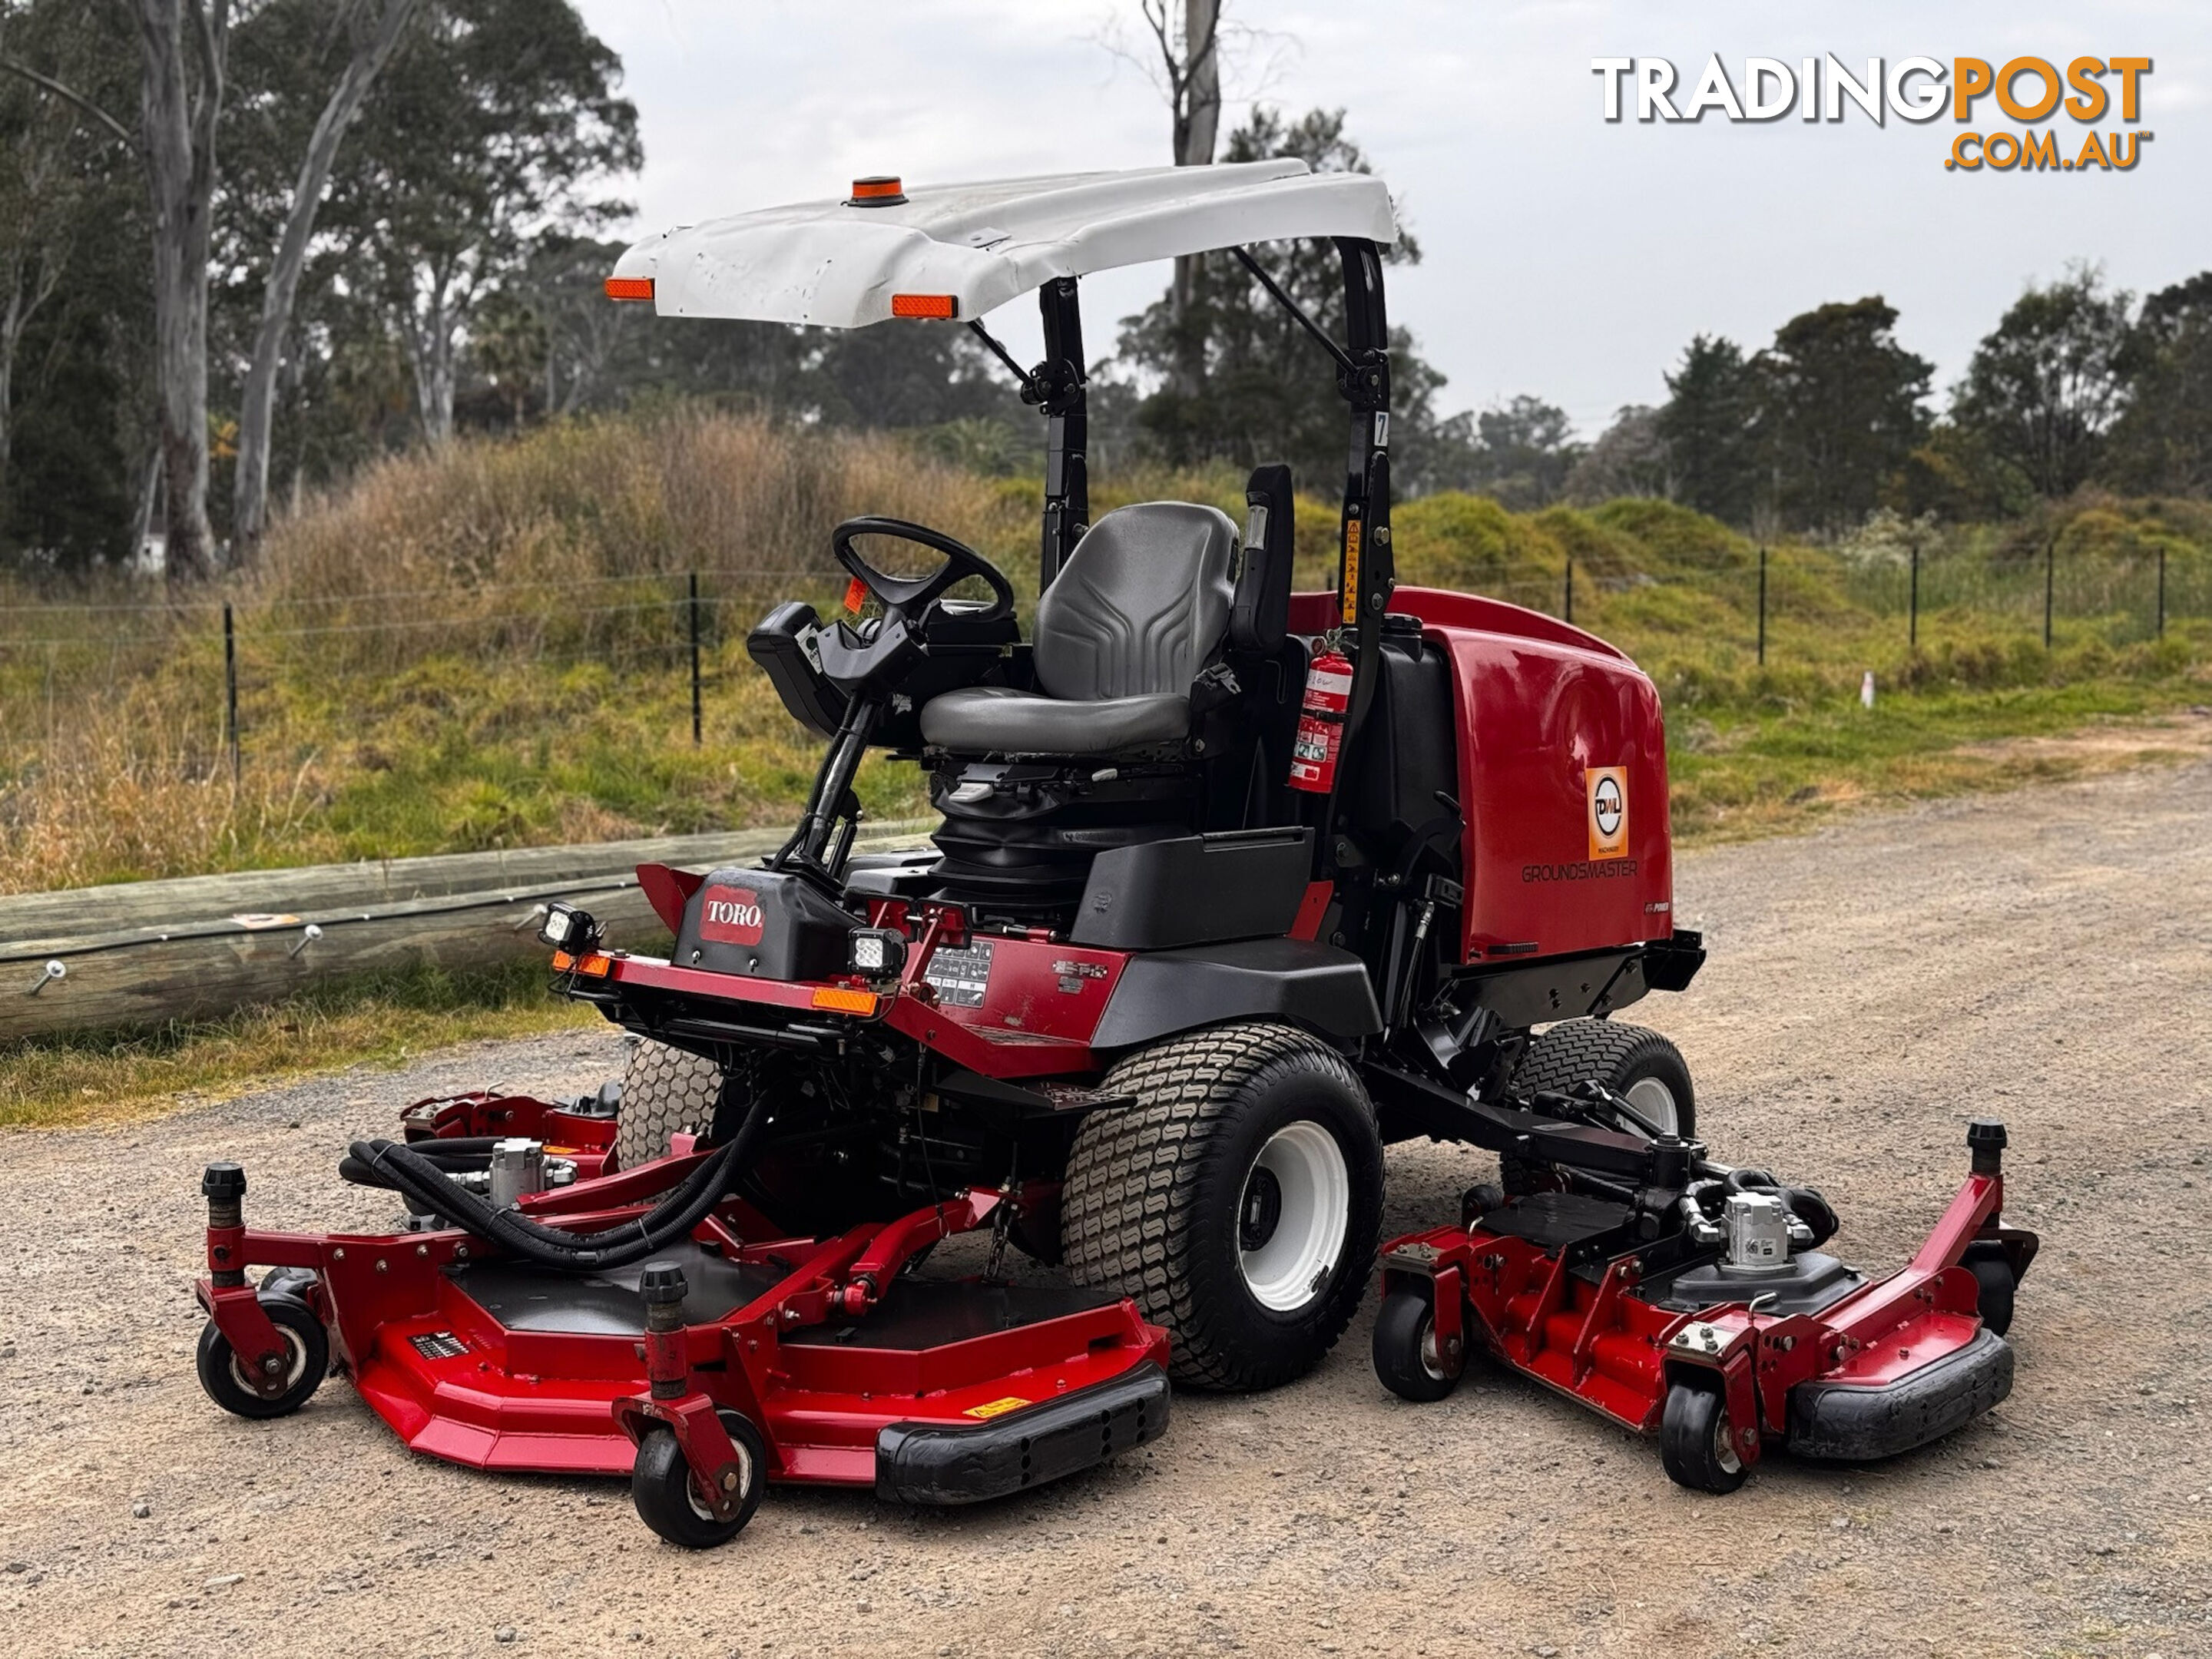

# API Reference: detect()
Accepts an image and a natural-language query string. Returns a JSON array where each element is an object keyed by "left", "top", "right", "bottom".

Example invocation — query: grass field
[{"left": 3, "top": 408, "right": 2209, "bottom": 1125}]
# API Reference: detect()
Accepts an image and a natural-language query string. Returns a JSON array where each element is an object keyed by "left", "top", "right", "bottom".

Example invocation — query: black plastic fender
[{"left": 1088, "top": 938, "right": 1382, "bottom": 1052}]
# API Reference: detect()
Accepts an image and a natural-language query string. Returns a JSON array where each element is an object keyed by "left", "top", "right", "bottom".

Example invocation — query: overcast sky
[{"left": 572, "top": 1, "right": 2209, "bottom": 437}]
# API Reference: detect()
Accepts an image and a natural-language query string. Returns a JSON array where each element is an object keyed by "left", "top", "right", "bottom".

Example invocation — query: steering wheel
[{"left": 830, "top": 517, "right": 1015, "bottom": 637}]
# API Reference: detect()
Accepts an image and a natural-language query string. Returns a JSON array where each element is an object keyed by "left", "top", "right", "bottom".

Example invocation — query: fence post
[
  {"left": 1909, "top": 538, "right": 1919, "bottom": 650},
  {"left": 2157, "top": 546, "right": 2166, "bottom": 638},
  {"left": 223, "top": 601, "right": 240, "bottom": 785},
  {"left": 1757, "top": 546, "right": 1767, "bottom": 667},
  {"left": 1563, "top": 558, "right": 1574, "bottom": 624},
  {"left": 688, "top": 571, "right": 703, "bottom": 747},
  {"left": 2044, "top": 536, "right": 2055, "bottom": 649}
]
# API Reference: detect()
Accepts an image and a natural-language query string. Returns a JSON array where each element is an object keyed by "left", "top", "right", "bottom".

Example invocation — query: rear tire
[
  {"left": 1061, "top": 1022, "right": 1382, "bottom": 1392},
  {"left": 1373, "top": 1289, "right": 1462, "bottom": 1403},
  {"left": 1505, "top": 1020, "right": 1696, "bottom": 1194},
  {"left": 614, "top": 1039, "right": 722, "bottom": 1171},
  {"left": 1660, "top": 1381, "right": 1749, "bottom": 1494},
  {"left": 631, "top": 1414, "right": 767, "bottom": 1549}
]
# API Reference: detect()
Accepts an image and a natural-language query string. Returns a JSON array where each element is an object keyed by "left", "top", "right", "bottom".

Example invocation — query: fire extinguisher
[{"left": 1287, "top": 646, "right": 1353, "bottom": 793}]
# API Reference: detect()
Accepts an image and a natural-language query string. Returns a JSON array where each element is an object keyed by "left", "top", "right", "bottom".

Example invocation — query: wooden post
[
  {"left": 2044, "top": 537, "right": 2055, "bottom": 649},
  {"left": 1909, "top": 538, "right": 1919, "bottom": 650},
  {"left": 1757, "top": 546, "right": 1767, "bottom": 666},
  {"left": 223, "top": 602, "right": 240, "bottom": 784},
  {"left": 689, "top": 571, "right": 703, "bottom": 747}
]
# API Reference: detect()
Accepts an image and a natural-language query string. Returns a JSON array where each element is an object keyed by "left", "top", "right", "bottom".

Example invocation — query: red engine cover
[{"left": 1290, "top": 588, "right": 1673, "bottom": 964}]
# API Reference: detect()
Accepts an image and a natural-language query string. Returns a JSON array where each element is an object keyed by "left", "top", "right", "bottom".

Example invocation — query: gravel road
[{"left": 4, "top": 757, "right": 2209, "bottom": 1659}]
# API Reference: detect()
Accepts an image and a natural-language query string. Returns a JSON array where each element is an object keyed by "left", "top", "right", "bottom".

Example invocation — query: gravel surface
[{"left": 4, "top": 758, "right": 2209, "bottom": 1659}]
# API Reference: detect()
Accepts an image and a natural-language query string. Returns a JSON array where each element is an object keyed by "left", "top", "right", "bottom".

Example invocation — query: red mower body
[{"left": 1290, "top": 587, "right": 1674, "bottom": 967}]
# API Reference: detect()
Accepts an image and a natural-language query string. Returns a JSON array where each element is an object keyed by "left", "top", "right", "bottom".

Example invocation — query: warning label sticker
[
  {"left": 963, "top": 1396, "right": 1031, "bottom": 1420},
  {"left": 1587, "top": 766, "right": 1628, "bottom": 860}
]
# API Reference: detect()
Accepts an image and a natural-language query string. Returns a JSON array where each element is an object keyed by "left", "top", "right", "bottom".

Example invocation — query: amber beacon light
[{"left": 847, "top": 174, "right": 908, "bottom": 205}]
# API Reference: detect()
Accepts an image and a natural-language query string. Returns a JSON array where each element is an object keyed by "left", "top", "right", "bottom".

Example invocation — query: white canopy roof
[{"left": 608, "top": 160, "right": 1398, "bottom": 330}]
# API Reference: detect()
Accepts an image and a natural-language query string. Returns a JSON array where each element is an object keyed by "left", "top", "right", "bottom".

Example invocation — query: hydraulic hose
[
  {"left": 346, "top": 1087, "right": 772, "bottom": 1273},
  {"left": 339, "top": 1137, "right": 504, "bottom": 1187}
]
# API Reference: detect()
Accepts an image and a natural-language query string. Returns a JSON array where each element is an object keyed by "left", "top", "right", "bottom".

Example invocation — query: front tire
[
  {"left": 631, "top": 1414, "right": 767, "bottom": 1549},
  {"left": 1061, "top": 1023, "right": 1382, "bottom": 1392}
]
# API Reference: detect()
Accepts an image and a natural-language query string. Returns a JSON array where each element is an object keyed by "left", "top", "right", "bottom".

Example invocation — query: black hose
[
  {"left": 341, "top": 1139, "right": 502, "bottom": 1187},
  {"left": 347, "top": 1087, "right": 772, "bottom": 1273}
]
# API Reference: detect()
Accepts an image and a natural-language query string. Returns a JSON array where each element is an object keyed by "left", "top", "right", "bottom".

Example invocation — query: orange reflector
[
  {"left": 843, "top": 576, "right": 868, "bottom": 614},
  {"left": 891, "top": 293, "right": 958, "bottom": 320},
  {"left": 604, "top": 276, "right": 654, "bottom": 302},
  {"left": 575, "top": 953, "right": 614, "bottom": 978},
  {"left": 550, "top": 950, "right": 575, "bottom": 971},
  {"left": 849, "top": 175, "right": 906, "bottom": 203},
  {"left": 811, "top": 986, "right": 879, "bottom": 1015}
]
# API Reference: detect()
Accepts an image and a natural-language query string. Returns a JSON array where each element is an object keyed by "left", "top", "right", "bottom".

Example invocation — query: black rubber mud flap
[
  {"left": 874, "top": 1362, "right": 1169, "bottom": 1505},
  {"left": 1786, "top": 1328, "right": 2015, "bottom": 1462}
]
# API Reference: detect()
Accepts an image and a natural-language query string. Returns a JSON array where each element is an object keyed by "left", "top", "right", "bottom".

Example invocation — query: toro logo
[{"left": 698, "top": 884, "right": 767, "bottom": 946}]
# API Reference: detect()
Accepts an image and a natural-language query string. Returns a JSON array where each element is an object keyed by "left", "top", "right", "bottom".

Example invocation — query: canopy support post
[{"left": 1033, "top": 276, "right": 1089, "bottom": 590}]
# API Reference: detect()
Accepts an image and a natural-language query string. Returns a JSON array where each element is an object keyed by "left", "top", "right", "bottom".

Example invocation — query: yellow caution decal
[
  {"left": 1341, "top": 518, "right": 1363, "bottom": 626},
  {"left": 962, "top": 1396, "right": 1031, "bottom": 1420}
]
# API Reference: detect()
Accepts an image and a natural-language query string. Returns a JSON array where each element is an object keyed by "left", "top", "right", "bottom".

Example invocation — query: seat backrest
[{"left": 1033, "top": 502, "right": 1237, "bottom": 701}]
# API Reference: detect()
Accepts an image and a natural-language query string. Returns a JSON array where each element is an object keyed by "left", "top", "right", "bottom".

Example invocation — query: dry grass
[{"left": 1, "top": 409, "right": 1032, "bottom": 893}]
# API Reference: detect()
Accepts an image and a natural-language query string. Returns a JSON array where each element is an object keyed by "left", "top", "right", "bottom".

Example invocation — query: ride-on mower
[{"left": 190, "top": 160, "right": 2026, "bottom": 1545}]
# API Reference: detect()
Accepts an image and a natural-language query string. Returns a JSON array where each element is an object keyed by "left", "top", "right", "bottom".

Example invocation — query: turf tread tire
[
  {"left": 1505, "top": 1019, "right": 1694, "bottom": 1194},
  {"left": 614, "top": 1039, "right": 723, "bottom": 1171},
  {"left": 1061, "top": 1022, "right": 1381, "bottom": 1393}
]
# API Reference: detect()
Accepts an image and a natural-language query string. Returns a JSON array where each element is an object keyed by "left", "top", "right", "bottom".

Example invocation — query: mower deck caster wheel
[
  {"left": 1660, "top": 1382, "right": 1749, "bottom": 1494},
  {"left": 1373, "top": 1290, "right": 1462, "bottom": 1403},
  {"left": 195, "top": 1297, "right": 328, "bottom": 1420},
  {"left": 632, "top": 1413, "right": 767, "bottom": 1549},
  {"left": 1963, "top": 1247, "right": 2016, "bottom": 1336}
]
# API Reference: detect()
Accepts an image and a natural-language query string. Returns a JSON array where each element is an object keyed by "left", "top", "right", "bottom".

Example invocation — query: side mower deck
[
  {"left": 1373, "top": 1119, "right": 2038, "bottom": 1492},
  {"left": 194, "top": 1094, "right": 1168, "bottom": 1545}
]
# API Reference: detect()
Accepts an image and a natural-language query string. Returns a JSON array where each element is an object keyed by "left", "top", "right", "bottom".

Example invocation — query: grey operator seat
[{"left": 919, "top": 502, "right": 1237, "bottom": 757}]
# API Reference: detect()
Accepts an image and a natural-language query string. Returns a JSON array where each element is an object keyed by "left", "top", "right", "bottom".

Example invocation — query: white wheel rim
[
  {"left": 1624, "top": 1076, "right": 1680, "bottom": 1136},
  {"left": 684, "top": 1422, "right": 755, "bottom": 1522},
  {"left": 1237, "top": 1120, "right": 1351, "bottom": 1313},
  {"left": 1713, "top": 1405, "right": 1743, "bottom": 1475},
  {"left": 227, "top": 1326, "right": 308, "bottom": 1394}
]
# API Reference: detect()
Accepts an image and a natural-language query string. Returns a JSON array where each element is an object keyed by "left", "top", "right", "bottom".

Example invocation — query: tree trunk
[
  {"left": 231, "top": 0, "right": 419, "bottom": 561},
  {"left": 1166, "top": 0, "right": 1221, "bottom": 399},
  {"left": 398, "top": 260, "right": 462, "bottom": 447},
  {"left": 132, "top": 0, "right": 229, "bottom": 584}
]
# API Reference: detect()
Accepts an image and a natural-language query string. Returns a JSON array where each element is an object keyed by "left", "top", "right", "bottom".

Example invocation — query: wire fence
[{"left": 3, "top": 544, "right": 2207, "bottom": 786}]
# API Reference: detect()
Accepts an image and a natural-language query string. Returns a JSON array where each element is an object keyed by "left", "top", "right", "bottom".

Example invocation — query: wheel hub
[
  {"left": 1240, "top": 1167, "right": 1283, "bottom": 1251},
  {"left": 1237, "top": 1120, "right": 1352, "bottom": 1313}
]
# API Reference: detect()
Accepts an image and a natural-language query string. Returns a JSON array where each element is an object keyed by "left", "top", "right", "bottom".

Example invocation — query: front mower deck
[{"left": 196, "top": 1094, "right": 1169, "bottom": 1522}]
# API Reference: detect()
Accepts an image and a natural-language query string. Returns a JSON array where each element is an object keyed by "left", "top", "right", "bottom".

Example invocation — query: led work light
[
  {"left": 539, "top": 902, "right": 601, "bottom": 952},
  {"left": 846, "top": 928, "right": 908, "bottom": 980}
]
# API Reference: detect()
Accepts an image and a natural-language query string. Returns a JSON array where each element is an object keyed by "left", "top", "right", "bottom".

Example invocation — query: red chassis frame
[
  {"left": 1377, "top": 1154, "right": 2038, "bottom": 1472},
  {"left": 197, "top": 1093, "right": 1167, "bottom": 1497}
]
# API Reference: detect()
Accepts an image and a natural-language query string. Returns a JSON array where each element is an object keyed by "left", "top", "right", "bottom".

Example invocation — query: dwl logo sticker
[{"left": 1587, "top": 767, "right": 1629, "bottom": 860}]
